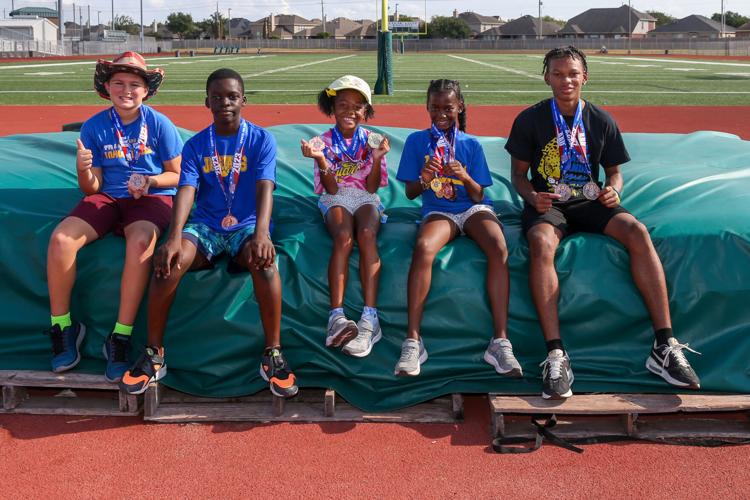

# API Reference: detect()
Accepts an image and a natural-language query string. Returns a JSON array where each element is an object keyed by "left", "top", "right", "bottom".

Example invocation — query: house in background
[
  {"left": 479, "top": 15, "right": 562, "bottom": 39},
  {"left": 737, "top": 21, "right": 750, "bottom": 39},
  {"left": 649, "top": 15, "right": 736, "bottom": 39},
  {"left": 455, "top": 10, "right": 504, "bottom": 37},
  {"left": 558, "top": 5, "right": 655, "bottom": 38}
]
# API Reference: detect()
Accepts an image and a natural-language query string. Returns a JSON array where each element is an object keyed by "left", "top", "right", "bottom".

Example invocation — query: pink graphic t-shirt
[{"left": 312, "top": 127, "right": 388, "bottom": 195}]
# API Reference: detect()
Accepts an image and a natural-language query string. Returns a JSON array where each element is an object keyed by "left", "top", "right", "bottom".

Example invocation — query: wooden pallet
[
  {"left": 489, "top": 393, "right": 750, "bottom": 441},
  {"left": 0, "top": 370, "right": 139, "bottom": 416},
  {"left": 144, "top": 383, "right": 464, "bottom": 423}
]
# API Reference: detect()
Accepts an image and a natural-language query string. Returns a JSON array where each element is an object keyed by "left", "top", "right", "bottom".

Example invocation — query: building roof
[
  {"left": 458, "top": 11, "right": 502, "bottom": 25},
  {"left": 9, "top": 7, "right": 58, "bottom": 18},
  {"left": 496, "top": 15, "right": 562, "bottom": 36},
  {"left": 559, "top": 5, "right": 655, "bottom": 35},
  {"left": 738, "top": 21, "right": 750, "bottom": 31},
  {"left": 650, "top": 15, "right": 736, "bottom": 34},
  {"left": 274, "top": 14, "right": 315, "bottom": 27}
]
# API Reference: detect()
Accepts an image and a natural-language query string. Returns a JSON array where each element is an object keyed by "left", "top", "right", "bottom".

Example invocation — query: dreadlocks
[{"left": 542, "top": 46, "right": 588, "bottom": 75}]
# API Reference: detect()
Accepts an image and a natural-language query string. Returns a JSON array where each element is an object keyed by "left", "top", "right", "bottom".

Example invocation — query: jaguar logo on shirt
[
  {"left": 538, "top": 138, "right": 561, "bottom": 187},
  {"left": 202, "top": 155, "right": 248, "bottom": 176}
]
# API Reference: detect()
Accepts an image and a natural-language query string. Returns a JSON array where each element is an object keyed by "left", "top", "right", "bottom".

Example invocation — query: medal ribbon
[
  {"left": 111, "top": 107, "right": 148, "bottom": 171},
  {"left": 551, "top": 99, "right": 589, "bottom": 181},
  {"left": 208, "top": 120, "right": 249, "bottom": 215},
  {"left": 330, "top": 125, "right": 366, "bottom": 163},
  {"left": 429, "top": 123, "right": 457, "bottom": 167}
]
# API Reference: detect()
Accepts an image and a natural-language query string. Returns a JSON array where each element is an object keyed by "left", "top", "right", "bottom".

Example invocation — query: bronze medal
[
  {"left": 221, "top": 214, "right": 238, "bottom": 229},
  {"left": 442, "top": 181, "right": 454, "bottom": 200},
  {"left": 128, "top": 173, "right": 147, "bottom": 191}
]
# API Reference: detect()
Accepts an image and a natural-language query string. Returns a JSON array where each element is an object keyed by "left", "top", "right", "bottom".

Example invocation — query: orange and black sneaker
[
  {"left": 119, "top": 346, "right": 166, "bottom": 395},
  {"left": 259, "top": 347, "right": 298, "bottom": 398}
]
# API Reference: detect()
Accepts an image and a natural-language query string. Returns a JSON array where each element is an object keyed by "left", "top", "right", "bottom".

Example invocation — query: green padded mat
[{"left": 1, "top": 125, "right": 749, "bottom": 411}]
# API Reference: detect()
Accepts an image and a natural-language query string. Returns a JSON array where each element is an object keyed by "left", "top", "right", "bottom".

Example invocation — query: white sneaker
[
  {"left": 326, "top": 314, "right": 358, "bottom": 348},
  {"left": 394, "top": 338, "right": 428, "bottom": 376},
  {"left": 342, "top": 317, "right": 382, "bottom": 357}
]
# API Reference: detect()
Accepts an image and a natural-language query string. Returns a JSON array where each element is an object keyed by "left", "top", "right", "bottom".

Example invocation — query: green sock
[
  {"left": 51, "top": 313, "right": 71, "bottom": 330},
  {"left": 113, "top": 322, "right": 133, "bottom": 336}
]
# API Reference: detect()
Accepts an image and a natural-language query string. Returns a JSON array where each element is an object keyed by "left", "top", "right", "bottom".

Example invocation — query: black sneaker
[
  {"left": 46, "top": 322, "right": 86, "bottom": 373},
  {"left": 540, "top": 349, "right": 574, "bottom": 400},
  {"left": 119, "top": 346, "right": 167, "bottom": 395},
  {"left": 102, "top": 332, "right": 131, "bottom": 383},
  {"left": 259, "top": 348, "right": 298, "bottom": 398},
  {"left": 646, "top": 338, "right": 701, "bottom": 389}
]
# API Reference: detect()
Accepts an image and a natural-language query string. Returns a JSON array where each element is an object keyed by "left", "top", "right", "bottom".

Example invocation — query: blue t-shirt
[
  {"left": 396, "top": 129, "right": 493, "bottom": 216},
  {"left": 79, "top": 104, "right": 183, "bottom": 198},
  {"left": 180, "top": 120, "right": 277, "bottom": 233}
]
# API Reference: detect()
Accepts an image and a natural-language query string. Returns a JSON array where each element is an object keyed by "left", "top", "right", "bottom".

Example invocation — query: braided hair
[
  {"left": 542, "top": 46, "right": 588, "bottom": 75},
  {"left": 426, "top": 79, "right": 467, "bottom": 132}
]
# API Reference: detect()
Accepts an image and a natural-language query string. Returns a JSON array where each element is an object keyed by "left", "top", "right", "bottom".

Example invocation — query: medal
[
  {"left": 554, "top": 183, "right": 572, "bottom": 202},
  {"left": 127, "top": 173, "right": 147, "bottom": 191},
  {"left": 308, "top": 136, "right": 325, "bottom": 153},
  {"left": 442, "top": 182, "right": 455, "bottom": 200},
  {"left": 367, "top": 132, "right": 384, "bottom": 149},
  {"left": 583, "top": 181, "right": 601, "bottom": 200},
  {"left": 221, "top": 214, "right": 239, "bottom": 229},
  {"left": 430, "top": 178, "right": 442, "bottom": 193},
  {"left": 111, "top": 107, "right": 148, "bottom": 193},
  {"left": 551, "top": 99, "right": 592, "bottom": 192},
  {"left": 209, "top": 120, "right": 249, "bottom": 230}
]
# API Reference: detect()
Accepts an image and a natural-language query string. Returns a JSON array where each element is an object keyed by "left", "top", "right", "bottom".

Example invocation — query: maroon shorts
[{"left": 67, "top": 193, "right": 173, "bottom": 237}]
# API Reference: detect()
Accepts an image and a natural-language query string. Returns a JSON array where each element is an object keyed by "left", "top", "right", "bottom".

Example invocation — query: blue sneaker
[
  {"left": 102, "top": 332, "right": 131, "bottom": 383},
  {"left": 46, "top": 322, "right": 86, "bottom": 373}
]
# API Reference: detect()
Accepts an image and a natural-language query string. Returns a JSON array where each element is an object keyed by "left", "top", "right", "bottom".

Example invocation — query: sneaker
[
  {"left": 46, "top": 322, "right": 86, "bottom": 373},
  {"left": 483, "top": 338, "right": 523, "bottom": 377},
  {"left": 394, "top": 338, "right": 428, "bottom": 377},
  {"left": 540, "top": 349, "right": 574, "bottom": 400},
  {"left": 119, "top": 346, "right": 166, "bottom": 395},
  {"left": 102, "top": 332, "right": 131, "bottom": 383},
  {"left": 259, "top": 348, "right": 299, "bottom": 398},
  {"left": 326, "top": 314, "right": 359, "bottom": 348},
  {"left": 646, "top": 338, "right": 701, "bottom": 389},
  {"left": 342, "top": 317, "right": 382, "bottom": 357}
]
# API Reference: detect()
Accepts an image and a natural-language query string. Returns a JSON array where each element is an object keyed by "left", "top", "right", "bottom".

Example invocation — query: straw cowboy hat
[{"left": 94, "top": 51, "right": 164, "bottom": 100}]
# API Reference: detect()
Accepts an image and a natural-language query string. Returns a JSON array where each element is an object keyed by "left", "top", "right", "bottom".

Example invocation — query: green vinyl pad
[{"left": 1, "top": 125, "right": 749, "bottom": 411}]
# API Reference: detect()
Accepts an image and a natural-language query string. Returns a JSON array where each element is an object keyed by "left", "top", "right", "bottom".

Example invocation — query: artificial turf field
[{"left": 1, "top": 51, "right": 749, "bottom": 106}]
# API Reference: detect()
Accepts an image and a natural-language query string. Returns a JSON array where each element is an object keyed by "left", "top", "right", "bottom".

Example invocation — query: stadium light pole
[
  {"left": 628, "top": 0, "right": 632, "bottom": 55},
  {"left": 228, "top": 8, "right": 231, "bottom": 40},
  {"left": 139, "top": 0, "right": 144, "bottom": 52},
  {"left": 111, "top": 0, "right": 114, "bottom": 29},
  {"left": 538, "top": 1, "right": 542, "bottom": 41}
]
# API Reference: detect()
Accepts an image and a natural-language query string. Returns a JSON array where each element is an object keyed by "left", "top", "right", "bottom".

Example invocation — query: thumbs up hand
[{"left": 76, "top": 138, "right": 93, "bottom": 172}]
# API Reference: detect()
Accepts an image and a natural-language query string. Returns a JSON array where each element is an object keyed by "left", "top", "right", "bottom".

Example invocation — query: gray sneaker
[
  {"left": 483, "top": 338, "right": 523, "bottom": 377},
  {"left": 394, "top": 338, "right": 428, "bottom": 376},
  {"left": 326, "top": 314, "right": 358, "bottom": 348},
  {"left": 342, "top": 317, "right": 382, "bottom": 357}
]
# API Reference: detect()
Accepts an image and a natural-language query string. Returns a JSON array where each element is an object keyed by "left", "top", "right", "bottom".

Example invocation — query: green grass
[{"left": 1, "top": 52, "right": 749, "bottom": 106}]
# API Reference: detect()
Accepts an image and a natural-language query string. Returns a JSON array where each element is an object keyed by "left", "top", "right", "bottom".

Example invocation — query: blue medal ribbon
[
  {"left": 330, "top": 125, "right": 366, "bottom": 163},
  {"left": 429, "top": 123, "right": 458, "bottom": 166},
  {"left": 208, "top": 120, "right": 249, "bottom": 217},
  {"left": 550, "top": 99, "right": 590, "bottom": 184},
  {"left": 110, "top": 107, "right": 148, "bottom": 171}
]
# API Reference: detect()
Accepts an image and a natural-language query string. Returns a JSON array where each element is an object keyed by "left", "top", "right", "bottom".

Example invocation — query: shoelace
[
  {"left": 110, "top": 336, "right": 129, "bottom": 362},
  {"left": 45, "top": 326, "right": 65, "bottom": 355},
  {"left": 540, "top": 355, "right": 564, "bottom": 380},
  {"left": 661, "top": 342, "right": 701, "bottom": 369},
  {"left": 401, "top": 342, "right": 419, "bottom": 362},
  {"left": 270, "top": 350, "right": 288, "bottom": 373}
]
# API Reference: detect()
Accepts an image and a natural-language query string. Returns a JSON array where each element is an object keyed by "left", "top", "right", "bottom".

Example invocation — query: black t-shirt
[{"left": 505, "top": 98, "right": 630, "bottom": 194}]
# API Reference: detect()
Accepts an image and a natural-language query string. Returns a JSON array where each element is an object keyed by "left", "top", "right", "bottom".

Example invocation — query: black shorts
[{"left": 521, "top": 197, "right": 630, "bottom": 238}]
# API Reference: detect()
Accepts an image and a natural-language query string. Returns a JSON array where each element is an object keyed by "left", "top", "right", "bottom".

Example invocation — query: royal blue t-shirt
[
  {"left": 79, "top": 104, "right": 183, "bottom": 198},
  {"left": 397, "top": 129, "right": 493, "bottom": 216},
  {"left": 180, "top": 120, "right": 277, "bottom": 233}
]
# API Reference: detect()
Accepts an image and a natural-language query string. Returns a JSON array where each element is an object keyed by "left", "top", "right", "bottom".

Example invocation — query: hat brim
[{"left": 94, "top": 60, "right": 164, "bottom": 101}]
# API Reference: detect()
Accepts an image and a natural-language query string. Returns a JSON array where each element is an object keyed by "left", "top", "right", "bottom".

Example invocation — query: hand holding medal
[
  {"left": 127, "top": 173, "right": 150, "bottom": 199},
  {"left": 367, "top": 132, "right": 390, "bottom": 160},
  {"left": 301, "top": 136, "right": 326, "bottom": 160}
]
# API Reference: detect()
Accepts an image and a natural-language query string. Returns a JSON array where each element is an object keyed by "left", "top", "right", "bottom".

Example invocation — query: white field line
[
  {"left": 3, "top": 89, "right": 749, "bottom": 95},
  {"left": 0, "top": 54, "right": 270, "bottom": 71},
  {"left": 243, "top": 54, "right": 356, "bottom": 78},
  {"left": 447, "top": 55, "right": 543, "bottom": 80},
  {"left": 590, "top": 56, "right": 750, "bottom": 68}
]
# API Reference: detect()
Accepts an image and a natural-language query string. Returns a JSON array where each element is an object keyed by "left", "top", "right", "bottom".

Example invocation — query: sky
[{"left": 1, "top": 0, "right": 743, "bottom": 27}]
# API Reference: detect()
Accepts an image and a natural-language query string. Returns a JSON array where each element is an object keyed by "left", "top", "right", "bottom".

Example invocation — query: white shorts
[
  {"left": 318, "top": 187, "right": 387, "bottom": 223},
  {"left": 423, "top": 204, "right": 499, "bottom": 234}
]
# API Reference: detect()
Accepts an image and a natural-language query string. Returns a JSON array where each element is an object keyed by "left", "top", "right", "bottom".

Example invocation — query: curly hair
[
  {"left": 317, "top": 89, "right": 375, "bottom": 121},
  {"left": 426, "top": 79, "right": 467, "bottom": 132},
  {"left": 542, "top": 46, "right": 588, "bottom": 75}
]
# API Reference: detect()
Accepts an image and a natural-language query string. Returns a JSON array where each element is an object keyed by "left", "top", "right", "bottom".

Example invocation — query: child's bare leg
[
  {"left": 118, "top": 220, "right": 159, "bottom": 326},
  {"left": 146, "top": 239, "right": 205, "bottom": 347},
  {"left": 47, "top": 216, "right": 99, "bottom": 316},
  {"left": 236, "top": 241, "right": 282, "bottom": 348},
  {"left": 463, "top": 212, "right": 509, "bottom": 339},
  {"left": 353, "top": 204, "right": 381, "bottom": 308},
  {"left": 406, "top": 216, "right": 457, "bottom": 340},
  {"left": 324, "top": 207, "right": 355, "bottom": 309}
]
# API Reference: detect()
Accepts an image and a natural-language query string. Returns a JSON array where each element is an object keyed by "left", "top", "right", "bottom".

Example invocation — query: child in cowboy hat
[{"left": 45, "top": 51, "right": 183, "bottom": 383}]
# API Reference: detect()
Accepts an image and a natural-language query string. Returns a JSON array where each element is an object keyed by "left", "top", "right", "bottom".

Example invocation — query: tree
[
  {"left": 427, "top": 16, "right": 470, "bottom": 39},
  {"left": 711, "top": 11, "right": 749, "bottom": 28},
  {"left": 542, "top": 15, "right": 566, "bottom": 25},
  {"left": 198, "top": 12, "right": 228, "bottom": 39},
  {"left": 166, "top": 12, "right": 197, "bottom": 39},
  {"left": 646, "top": 11, "right": 676, "bottom": 27},
  {"left": 113, "top": 14, "right": 138, "bottom": 35}
]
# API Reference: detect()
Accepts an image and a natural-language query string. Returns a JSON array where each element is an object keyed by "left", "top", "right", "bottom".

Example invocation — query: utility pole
[
  {"left": 139, "top": 0, "right": 144, "bottom": 52},
  {"left": 97, "top": 10, "right": 101, "bottom": 26},
  {"left": 111, "top": 0, "right": 114, "bottom": 29},
  {"left": 57, "top": 0, "right": 63, "bottom": 40},
  {"left": 321, "top": 0, "right": 326, "bottom": 35},
  {"left": 720, "top": 0, "right": 725, "bottom": 38},
  {"left": 228, "top": 8, "right": 231, "bottom": 40},
  {"left": 628, "top": 0, "right": 632, "bottom": 54},
  {"left": 538, "top": 0, "right": 543, "bottom": 41}
]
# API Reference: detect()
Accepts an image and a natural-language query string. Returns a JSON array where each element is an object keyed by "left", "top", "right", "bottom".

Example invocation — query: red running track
[{"left": 1, "top": 104, "right": 749, "bottom": 139}]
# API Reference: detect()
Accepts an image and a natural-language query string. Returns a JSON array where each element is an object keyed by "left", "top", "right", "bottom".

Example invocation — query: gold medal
[{"left": 430, "top": 178, "right": 442, "bottom": 192}]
